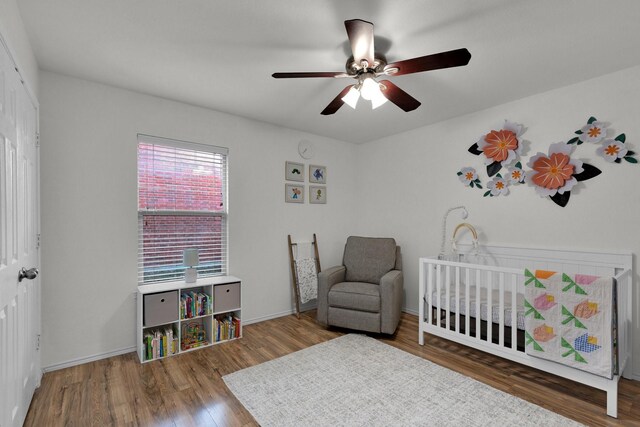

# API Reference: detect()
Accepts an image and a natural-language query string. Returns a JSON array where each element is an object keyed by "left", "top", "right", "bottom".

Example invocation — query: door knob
[{"left": 18, "top": 267, "right": 39, "bottom": 282}]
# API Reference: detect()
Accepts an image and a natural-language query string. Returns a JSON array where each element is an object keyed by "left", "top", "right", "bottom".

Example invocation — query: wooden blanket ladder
[{"left": 287, "top": 234, "right": 321, "bottom": 319}]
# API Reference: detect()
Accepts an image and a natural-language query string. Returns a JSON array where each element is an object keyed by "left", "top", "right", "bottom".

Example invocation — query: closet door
[{"left": 0, "top": 40, "right": 41, "bottom": 427}]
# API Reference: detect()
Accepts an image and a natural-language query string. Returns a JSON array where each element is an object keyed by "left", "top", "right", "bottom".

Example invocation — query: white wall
[
  {"left": 355, "top": 65, "right": 640, "bottom": 377},
  {"left": 39, "top": 71, "right": 357, "bottom": 368},
  {"left": 0, "top": 0, "right": 38, "bottom": 97},
  {"left": 38, "top": 63, "right": 640, "bottom": 377}
]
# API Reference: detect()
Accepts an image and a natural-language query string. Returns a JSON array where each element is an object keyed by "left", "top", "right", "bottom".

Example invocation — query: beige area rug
[{"left": 223, "top": 334, "right": 584, "bottom": 426}]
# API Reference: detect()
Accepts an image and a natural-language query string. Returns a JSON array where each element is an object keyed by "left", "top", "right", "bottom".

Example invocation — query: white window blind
[{"left": 137, "top": 134, "right": 228, "bottom": 284}]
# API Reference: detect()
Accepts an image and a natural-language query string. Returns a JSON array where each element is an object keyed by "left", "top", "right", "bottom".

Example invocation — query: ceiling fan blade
[
  {"left": 345, "top": 19, "right": 375, "bottom": 66},
  {"left": 385, "top": 48, "right": 471, "bottom": 76},
  {"left": 320, "top": 85, "right": 354, "bottom": 115},
  {"left": 272, "top": 72, "right": 347, "bottom": 78},
  {"left": 379, "top": 80, "right": 421, "bottom": 112}
]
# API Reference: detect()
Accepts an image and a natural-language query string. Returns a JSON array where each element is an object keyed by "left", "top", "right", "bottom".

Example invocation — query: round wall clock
[{"left": 298, "top": 140, "right": 314, "bottom": 159}]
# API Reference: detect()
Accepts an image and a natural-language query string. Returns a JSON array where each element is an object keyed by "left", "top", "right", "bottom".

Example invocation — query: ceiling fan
[{"left": 272, "top": 19, "right": 471, "bottom": 115}]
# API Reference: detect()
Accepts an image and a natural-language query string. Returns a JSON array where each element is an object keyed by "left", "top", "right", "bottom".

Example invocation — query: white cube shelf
[{"left": 136, "top": 275, "right": 242, "bottom": 363}]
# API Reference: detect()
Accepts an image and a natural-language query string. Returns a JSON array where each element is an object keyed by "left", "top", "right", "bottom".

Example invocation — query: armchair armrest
[
  {"left": 317, "top": 265, "right": 346, "bottom": 325},
  {"left": 379, "top": 270, "right": 403, "bottom": 334}
]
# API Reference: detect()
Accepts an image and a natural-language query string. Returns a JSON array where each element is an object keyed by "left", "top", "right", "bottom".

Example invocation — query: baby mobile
[{"left": 458, "top": 117, "right": 636, "bottom": 207}]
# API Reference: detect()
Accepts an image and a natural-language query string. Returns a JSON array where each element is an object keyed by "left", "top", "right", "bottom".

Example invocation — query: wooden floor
[{"left": 25, "top": 311, "right": 640, "bottom": 426}]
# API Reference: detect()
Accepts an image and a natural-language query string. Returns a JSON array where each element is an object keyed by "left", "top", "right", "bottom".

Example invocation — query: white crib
[{"left": 418, "top": 244, "right": 633, "bottom": 418}]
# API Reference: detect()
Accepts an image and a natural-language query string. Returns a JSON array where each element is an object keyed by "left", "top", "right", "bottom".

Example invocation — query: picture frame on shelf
[
  {"left": 285, "top": 161, "right": 304, "bottom": 182},
  {"left": 285, "top": 184, "right": 304, "bottom": 203},
  {"left": 309, "top": 186, "right": 326, "bottom": 204},
  {"left": 309, "top": 165, "right": 326, "bottom": 184}
]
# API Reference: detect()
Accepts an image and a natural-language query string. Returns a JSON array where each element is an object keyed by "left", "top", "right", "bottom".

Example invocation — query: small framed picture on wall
[
  {"left": 309, "top": 186, "right": 326, "bottom": 204},
  {"left": 309, "top": 165, "right": 326, "bottom": 184},
  {"left": 285, "top": 161, "right": 304, "bottom": 182},
  {"left": 285, "top": 184, "right": 304, "bottom": 203}
]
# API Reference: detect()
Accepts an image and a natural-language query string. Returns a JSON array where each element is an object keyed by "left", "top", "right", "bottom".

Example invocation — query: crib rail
[
  {"left": 614, "top": 268, "right": 632, "bottom": 377},
  {"left": 419, "top": 257, "right": 524, "bottom": 355},
  {"left": 418, "top": 248, "right": 633, "bottom": 418}
]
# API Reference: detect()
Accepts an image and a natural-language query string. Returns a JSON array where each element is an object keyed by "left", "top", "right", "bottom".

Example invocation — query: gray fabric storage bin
[
  {"left": 214, "top": 282, "right": 241, "bottom": 312},
  {"left": 143, "top": 290, "right": 179, "bottom": 327}
]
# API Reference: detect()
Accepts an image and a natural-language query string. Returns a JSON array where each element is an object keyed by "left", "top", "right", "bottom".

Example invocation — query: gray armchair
[{"left": 317, "top": 236, "right": 403, "bottom": 334}]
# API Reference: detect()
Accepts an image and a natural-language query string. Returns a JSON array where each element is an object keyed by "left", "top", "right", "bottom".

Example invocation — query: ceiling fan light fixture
[
  {"left": 341, "top": 85, "right": 360, "bottom": 109},
  {"left": 272, "top": 18, "right": 471, "bottom": 115},
  {"left": 359, "top": 76, "right": 380, "bottom": 101},
  {"left": 370, "top": 88, "right": 388, "bottom": 109}
]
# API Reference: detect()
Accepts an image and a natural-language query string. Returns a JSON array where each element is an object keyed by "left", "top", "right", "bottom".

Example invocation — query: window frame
[{"left": 137, "top": 134, "right": 229, "bottom": 284}]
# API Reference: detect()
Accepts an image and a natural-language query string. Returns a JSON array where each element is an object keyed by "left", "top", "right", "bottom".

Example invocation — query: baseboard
[
  {"left": 40, "top": 306, "right": 640, "bottom": 386},
  {"left": 243, "top": 309, "right": 296, "bottom": 325},
  {"left": 402, "top": 307, "right": 418, "bottom": 316},
  {"left": 43, "top": 346, "right": 136, "bottom": 372},
  {"left": 245, "top": 306, "right": 415, "bottom": 326},
  {"left": 37, "top": 306, "right": 468, "bottom": 372},
  {"left": 41, "top": 306, "right": 317, "bottom": 372}
]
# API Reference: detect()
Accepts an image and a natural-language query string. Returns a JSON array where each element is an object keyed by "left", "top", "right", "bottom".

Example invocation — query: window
[{"left": 137, "top": 134, "right": 228, "bottom": 284}]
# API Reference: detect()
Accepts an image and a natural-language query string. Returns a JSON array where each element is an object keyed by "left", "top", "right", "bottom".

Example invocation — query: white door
[{"left": 0, "top": 40, "right": 41, "bottom": 427}]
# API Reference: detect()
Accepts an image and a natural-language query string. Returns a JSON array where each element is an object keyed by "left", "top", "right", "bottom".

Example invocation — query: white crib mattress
[{"left": 428, "top": 287, "right": 525, "bottom": 330}]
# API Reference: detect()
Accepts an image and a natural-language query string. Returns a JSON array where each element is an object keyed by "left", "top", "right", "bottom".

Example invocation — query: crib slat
[
  {"left": 475, "top": 269, "right": 481, "bottom": 342},
  {"left": 436, "top": 264, "right": 442, "bottom": 328},
  {"left": 455, "top": 266, "right": 460, "bottom": 333},
  {"left": 426, "top": 262, "right": 433, "bottom": 326},
  {"left": 511, "top": 273, "right": 518, "bottom": 351},
  {"left": 419, "top": 260, "right": 424, "bottom": 344},
  {"left": 499, "top": 272, "right": 504, "bottom": 347},
  {"left": 486, "top": 270, "right": 492, "bottom": 344},
  {"left": 445, "top": 265, "right": 451, "bottom": 331},
  {"left": 465, "top": 268, "right": 470, "bottom": 337}
]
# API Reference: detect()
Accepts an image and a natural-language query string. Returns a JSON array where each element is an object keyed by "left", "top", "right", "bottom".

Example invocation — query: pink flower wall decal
[
  {"left": 531, "top": 152, "right": 574, "bottom": 190},
  {"left": 525, "top": 142, "right": 601, "bottom": 207},
  {"left": 481, "top": 130, "right": 518, "bottom": 163},
  {"left": 468, "top": 120, "right": 524, "bottom": 177}
]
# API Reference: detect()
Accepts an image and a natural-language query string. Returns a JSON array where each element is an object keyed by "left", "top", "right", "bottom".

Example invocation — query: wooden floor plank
[{"left": 25, "top": 311, "right": 640, "bottom": 426}]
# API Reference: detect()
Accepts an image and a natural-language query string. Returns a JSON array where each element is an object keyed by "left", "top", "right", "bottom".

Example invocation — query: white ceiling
[{"left": 17, "top": 0, "right": 640, "bottom": 144}]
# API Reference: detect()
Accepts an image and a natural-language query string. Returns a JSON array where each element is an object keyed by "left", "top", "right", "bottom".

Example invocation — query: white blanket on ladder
[{"left": 296, "top": 258, "right": 318, "bottom": 303}]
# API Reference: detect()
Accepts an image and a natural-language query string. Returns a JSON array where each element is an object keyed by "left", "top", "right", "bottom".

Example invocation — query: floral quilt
[{"left": 523, "top": 269, "right": 617, "bottom": 379}]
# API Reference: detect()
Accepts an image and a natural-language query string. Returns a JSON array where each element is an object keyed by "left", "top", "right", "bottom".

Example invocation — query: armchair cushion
[
  {"left": 379, "top": 270, "right": 404, "bottom": 334},
  {"left": 328, "top": 282, "right": 380, "bottom": 313},
  {"left": 343, "top": 236, "right": 397, "bottom": 284},
  {"left": 317, "top": 265, "right": 346, "bottom": 325}
]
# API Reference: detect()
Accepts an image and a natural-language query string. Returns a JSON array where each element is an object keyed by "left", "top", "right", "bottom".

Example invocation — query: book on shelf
[
  {"left": 144, "top": 325, "right": 178, "bottom": 361},
  {"left": 213, "top": 313, "right": 241, "bottom": 342},
  {"left": 180, "top": 290, "right": 212, "bottom": 319}
]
